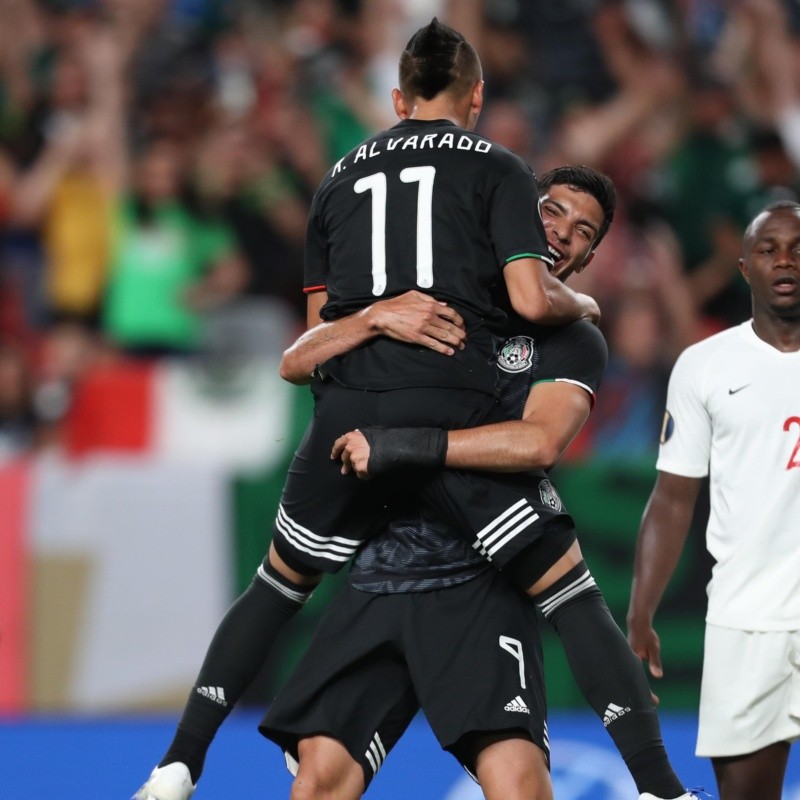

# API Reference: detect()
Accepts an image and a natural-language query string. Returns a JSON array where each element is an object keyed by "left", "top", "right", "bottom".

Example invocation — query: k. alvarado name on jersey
[{"left": 331, "top": 132, "right": 493, "bottom": 176}]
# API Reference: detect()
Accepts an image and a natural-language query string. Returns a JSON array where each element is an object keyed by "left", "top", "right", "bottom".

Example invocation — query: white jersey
[{"left": 657, "top": 320, "right": 800, "bottom": 631}]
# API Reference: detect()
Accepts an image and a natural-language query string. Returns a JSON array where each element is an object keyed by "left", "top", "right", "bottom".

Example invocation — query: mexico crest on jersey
[
  {"left": 497, "top": 336, "right": 534, "bottom": 373},
  {"left": 538, "top": 478, "right": 562, "bottom": 511}
]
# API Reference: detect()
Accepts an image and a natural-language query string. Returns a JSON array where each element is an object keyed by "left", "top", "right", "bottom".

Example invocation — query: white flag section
[
  {"left": 30, "top": 455, "right": 232, "bottom": 710},
  {"left": 153, "top": 358, "right": 294, "bottom": 472}
]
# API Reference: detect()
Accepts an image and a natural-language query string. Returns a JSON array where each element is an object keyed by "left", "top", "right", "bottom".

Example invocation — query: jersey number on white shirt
[
  {"left": 784, "top": 416, "right": 800, "bottom": 470},
  {"left": 354, "top": 167, "right": 436, "bottom": 296}
]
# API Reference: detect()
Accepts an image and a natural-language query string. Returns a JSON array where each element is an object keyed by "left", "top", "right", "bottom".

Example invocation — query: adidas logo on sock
[
  {"left": 196, "top": 686, "right": 228, "bottom": 706},
  {"left": 603, "top": 701, "right": 630, "bottom": 727},
  {"left": 504, "top": 695, "right": 530, "bottom": 714}
]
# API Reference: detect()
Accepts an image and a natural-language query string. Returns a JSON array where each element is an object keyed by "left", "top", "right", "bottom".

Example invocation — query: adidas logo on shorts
[
  {"left": 603, "top": 701, "right": 630, "bottom": 727},
  {"left": 196, "top": 686, "right": 228, "bottom": 706},
  {"left": 504, "top": 695, "right": 530, "bottom": 714}
]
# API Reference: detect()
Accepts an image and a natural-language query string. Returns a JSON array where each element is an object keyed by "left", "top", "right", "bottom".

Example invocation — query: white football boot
[{"left": 132, "top": 762, "right": 195, "bottom": 800}]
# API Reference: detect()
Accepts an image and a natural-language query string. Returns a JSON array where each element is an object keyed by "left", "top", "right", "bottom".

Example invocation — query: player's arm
[
  {"left": 445, "top": 380, "right": 591, "bottom": 470},
  {"left": 626, "top": 471, "right": 703, "bottom": 680},
  {"left": 504, "top": 257, "right": 600, "bottom": 325},
  {"left": 332, "top": 380, "right": 592, "bottom": 476},
  {"left": 279, "top": 290, "right": 467, "bottom": 385}
]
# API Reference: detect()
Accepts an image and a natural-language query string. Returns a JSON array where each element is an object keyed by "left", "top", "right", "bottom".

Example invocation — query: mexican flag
[{"left": 0, "top": 355, "right": 312, "bottom": 712}]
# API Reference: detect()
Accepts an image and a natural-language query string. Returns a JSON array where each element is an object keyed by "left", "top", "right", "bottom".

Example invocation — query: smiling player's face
[{"left": 539, "top": 184, "right": 605, "bottom": 281}]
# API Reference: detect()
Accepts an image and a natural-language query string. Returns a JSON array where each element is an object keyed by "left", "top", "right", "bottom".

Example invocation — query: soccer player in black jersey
[
  {"left": 262, "top": 167, "right": 695, "bottom": 800},
  {"left": 133, "top": 20, "right": 597, "bottom": 800},
  {"left": 271, "top": 17, "right": 598, "bottom": 581}
]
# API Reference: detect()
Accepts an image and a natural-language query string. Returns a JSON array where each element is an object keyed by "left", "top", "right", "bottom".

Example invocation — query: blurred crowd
[{"left": 0, "top": 0, "right": 799, "bottom": 464}]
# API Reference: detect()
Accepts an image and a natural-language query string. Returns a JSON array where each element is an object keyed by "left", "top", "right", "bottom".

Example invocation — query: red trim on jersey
[{"left": 304, "top": 285, "right": 327, "bottom": 294}]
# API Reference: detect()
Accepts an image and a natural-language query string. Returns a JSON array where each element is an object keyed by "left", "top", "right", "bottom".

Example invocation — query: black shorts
[
  {"left": 426, "top": 469, "right": 576, "bottom": 576},
  {"left": 272, "top": 380, "right": 495, "bottom": 575},
  {"left": 260, "top": 570, "right": 549, "bottom": 789}
]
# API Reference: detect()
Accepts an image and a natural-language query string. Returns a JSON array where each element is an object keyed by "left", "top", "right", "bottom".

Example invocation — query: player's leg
[
  {"left": 698, "top": 626, "right": 800, "bottom": 800},
  {"left": 260, "top": 586, "right": 419, "bottom": 794},
  {"left": 271, "top": 384, "right": 494, "bottom": 577},
  {"left": 270, "top": 382, "right": 389, "bottom": 576},
  {"left": 135, "top": 384, "right": 493, "bottom": 797},
  {"left": 404, "top": 569, "right": 551, "bottom": 798},
  {"left": 133, "top": 558, "right": 318, "bottom": 798},
  {"left": 472, "top": 734, "right": 552, "bottom": 800},
  {"left": 425, "top": 469, "right": 688, "bottom": 799},
  {"left": 135, "top": 384, "right": 377, "bottom": 797},
  {"left": 291, "top": 736, "right": 365, "bottom": 800},
  {"left": 134, "top": 563, "right": 316, "bottom": 800},
  {"left": 522, "top": 543, "right": 687, "bottom": 799},
  {"left": 712, "top": 744, "right": 789, "bottom": 800}
]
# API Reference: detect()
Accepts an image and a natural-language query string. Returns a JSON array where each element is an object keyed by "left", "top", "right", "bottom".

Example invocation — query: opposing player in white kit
[{"left": 627, "top": 200, "right": 800, "bottom": 800}]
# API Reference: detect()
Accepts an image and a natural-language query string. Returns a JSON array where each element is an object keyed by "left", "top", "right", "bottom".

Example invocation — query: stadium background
[{"left": 0, "top": 0, "right": 799, "bottom": 796}]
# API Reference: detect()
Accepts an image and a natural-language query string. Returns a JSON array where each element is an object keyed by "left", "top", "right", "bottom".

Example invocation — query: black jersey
[
  {"left": 348, "top": 319, "right": 608, "bottom": 593},
  {"left": 347, "top": 510, "right": 489, "bottom": 593},
  {"left": 304, "top": 118, "right": 552, "bottom": 393},
  {"left": 495, "top": 317, "right": 608, "bottom": 420}
]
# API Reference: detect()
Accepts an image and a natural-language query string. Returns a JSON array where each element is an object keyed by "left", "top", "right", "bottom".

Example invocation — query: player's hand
[
  {"left": 627, "top": 618, "right": 663, "bottom": 704},
  {"left": 331, "top": 430, "right": 372, "bottom": 479},
  {"left": 365, "top": 291, "right": 466, "bottom": 354}
]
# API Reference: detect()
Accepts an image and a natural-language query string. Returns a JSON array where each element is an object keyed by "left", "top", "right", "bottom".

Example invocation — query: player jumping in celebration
[
  {"left": 133, "top": 19, "right": 596, "bottom": 800},
  {"left": 627, "top": 200, "right": 800, "bottom": 800}
]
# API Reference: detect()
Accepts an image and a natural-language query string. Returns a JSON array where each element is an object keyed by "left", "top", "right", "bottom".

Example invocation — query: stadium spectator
[
  {"left": 10, "top": 22, "right": 124, "bottom": 329},
  {"left": 193, "top": 116, "right": 310, "bottom": 320},
  {"left": 103, "top": 136, "right": 247, "bottom": 357}
]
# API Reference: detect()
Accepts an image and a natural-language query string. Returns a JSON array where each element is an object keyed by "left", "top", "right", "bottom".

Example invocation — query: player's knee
[
  {"left": 290, "top": 767, "right": 362, "bottom": 800},
  {"left": 290, "top": 772, "right": 329, "bottom": 800},
  {"left": 267, "top": 541, "right": 323, "bottom": 587},
  {"left": 292, "top": 737, "right": 364, "bottom": 800},
  {"left": 473, "top": 735, "right": 552, "bottom": 800}
]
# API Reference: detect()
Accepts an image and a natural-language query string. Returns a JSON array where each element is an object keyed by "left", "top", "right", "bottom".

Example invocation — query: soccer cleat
[
  {"left": 639, "top": 792, "right": 707, "bottom": 800},
  {"left": 132, "top": 763, "right": 196, "bottom": 800}
]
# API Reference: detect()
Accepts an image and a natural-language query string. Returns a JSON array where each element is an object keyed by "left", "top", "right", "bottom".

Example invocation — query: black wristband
[{"left": 361, "top": 427, "right": 448, "bottom": 476}]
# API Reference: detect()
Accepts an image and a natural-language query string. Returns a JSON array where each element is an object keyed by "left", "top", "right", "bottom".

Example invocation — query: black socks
[
  {"left": 159, "top": 561, "right": 315, "bottom": 783},
  {"left": 534, "top": 561, "right": 685, "bottom": 799}
]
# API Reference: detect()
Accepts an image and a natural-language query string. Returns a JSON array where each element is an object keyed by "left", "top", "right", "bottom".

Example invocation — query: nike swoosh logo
[{"left": 728, "top": 385, "right": 751, "bottom": 395}]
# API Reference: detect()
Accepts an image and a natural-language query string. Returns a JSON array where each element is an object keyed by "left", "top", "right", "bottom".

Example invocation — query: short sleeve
[
  {"left": 303, "top": 191, "right": 328, "bottom": 293},
  {"left": 534, "top": 321, "right": 608, "bottom": 402},
  {"left": 656, "top": 348, "right": 711, "bottom": 478},
  {"left": 488, "top": 166, "right": 552, "bottom": 268}
]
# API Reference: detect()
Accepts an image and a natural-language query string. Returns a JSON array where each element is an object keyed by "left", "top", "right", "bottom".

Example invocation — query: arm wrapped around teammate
[{"left": 361, "top": 427, "right": 448, "bottom": 476}]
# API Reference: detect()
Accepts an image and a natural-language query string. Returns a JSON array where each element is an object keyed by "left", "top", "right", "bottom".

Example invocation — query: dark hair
[
  {"left": 538, "top": 165, "right": 617, "bottom": 247},
  {"left": 398, "top": 18, "right": 481, "bottom": 101},
  {"left": 759, "top": 199, "right": 800, "bottom": 215},
  {"left": 743, "top": 199, "right": 800, "bottom": 247}
]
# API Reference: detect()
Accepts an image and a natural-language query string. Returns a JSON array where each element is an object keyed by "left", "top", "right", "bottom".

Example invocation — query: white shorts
[{"left": 697, "top": 624, "right": 800, "bottom": 757}]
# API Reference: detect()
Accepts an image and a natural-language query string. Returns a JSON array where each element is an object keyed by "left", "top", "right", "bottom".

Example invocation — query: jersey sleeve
[
  {"left": 534, "top": 321, "right": 608, "bottom": 403},
  {"left": 655, "top": 347, "right": 711, "bottom": 478},
  {"left": 487, "top": 164, "right": 553, "bottom": 268},
  {"left": 303, "top": 190, "right": 328, "bottom": 294}
]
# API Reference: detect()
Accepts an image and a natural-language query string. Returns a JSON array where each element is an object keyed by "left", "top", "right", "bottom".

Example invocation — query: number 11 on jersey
[{"left": 355, "top": 167, "right": 436, "bottom": 296}]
